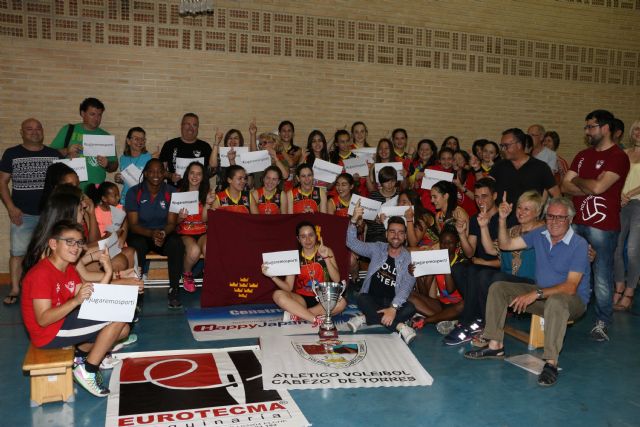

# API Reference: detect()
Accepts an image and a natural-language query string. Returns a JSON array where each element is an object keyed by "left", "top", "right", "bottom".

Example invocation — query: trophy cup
[{"left": 312, "top": 281, "right": 346, "bottom": 340}]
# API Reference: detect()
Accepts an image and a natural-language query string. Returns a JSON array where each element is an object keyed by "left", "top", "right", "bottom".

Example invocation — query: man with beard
[
  {"left": 346, "top": 202, "right": 417, "bottom": 344},
  {"left": 562, "top": 110, "right": 630, "bottom": 342}
]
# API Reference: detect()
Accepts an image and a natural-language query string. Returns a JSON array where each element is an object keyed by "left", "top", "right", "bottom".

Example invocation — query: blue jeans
[
  {"left": 573, "top": 224, "right": 619, "bottom": 325},
  {"left": 10, "top": 214, "right": 39, "bottom": 257}
]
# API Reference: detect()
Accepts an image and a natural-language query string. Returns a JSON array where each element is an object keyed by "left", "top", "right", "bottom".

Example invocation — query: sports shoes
[
  {"left": 113, "top": 333, "right": 138, "bottom": 352},
  {"left": 282, "top": 311, "right": 300, "bottom": 322},
  {"left": 397, "top": 323, "right": 416, "bottom": 345},
  {"left": 73, "top": 355, "right": 86, "bottom": 368},
  {"left": 443, "top": 323, "right": 472, "bottom": 346},
  {"left": 99, "top": 353, "right": 122, "bottom": 370},
  {"left": 467, "top": 319, "right": 484, "bottom": 335},
  {"left": 73, "top": 363, "right": 110, "bottom": 397},
  {"left": 436, "top": 320, "right": 458, "bottom": 335},
  {"left": 182, "top": 272, "right": 196, "bottom": 293},
  {"left": 347, "top": 314, "right": 366, "bottom": 333},
  {"left": 590, "top": 320, "right": 609, "bottom": 342},
  {"left": 410, "top": 314, "right": 426, "bottom": 330}
]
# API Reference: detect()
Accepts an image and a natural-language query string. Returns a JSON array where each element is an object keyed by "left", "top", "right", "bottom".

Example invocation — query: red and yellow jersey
[
  {"left": 330, "top": 194, "right": 350, "bottom": 217},
  {"left": 177, "top": 203, "right": 207, "bottom": 235},
  {"left": 255, "top": 187, "right": 282, "bottom": 215},
  {"left": 216, "top": 189, "right": 250, "bottom": 214},
  {"left": 295, "top": 251, "right": 328, "bottom": 297},
  {"left": 291, "top": 187, "right": 321, "bottom": 214}
]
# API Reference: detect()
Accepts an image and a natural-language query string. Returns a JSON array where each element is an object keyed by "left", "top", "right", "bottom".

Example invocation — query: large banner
[
  {"left": 186, "top": 303, "right": 377, "bottom": 341},
  {"left": 260, "top": 334, "right": 434, "bottom": 390},
  {"left": 203, "top": 211, "right": 349, "bottom": 307},
  {"left": 105, "top": 347, "right": 309, "bottom": 427}
]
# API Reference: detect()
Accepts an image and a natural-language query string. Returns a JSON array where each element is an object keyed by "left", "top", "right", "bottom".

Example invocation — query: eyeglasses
[
  {"left": 57, "top": 238, "right": 86, "bottom": 248},
  {"left": 500, "top": 142, "right": 516, "bottom": 150},
  {"left": 583, "top": 124, "right": 601, "bottom": 130},
  {"left": 545, "top": 214, "right": 569, "bottom": 222}
]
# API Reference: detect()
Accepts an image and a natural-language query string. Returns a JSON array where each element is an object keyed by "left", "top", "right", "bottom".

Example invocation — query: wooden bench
[
  {"left": 22, "top": 345, "right": 74, "bottom": 406},
  {"left": 504, "top": 314, "right": 574, "bottom": 350},
  {"left": 144, "top": 252, "right": 204, "bottom": 287}
]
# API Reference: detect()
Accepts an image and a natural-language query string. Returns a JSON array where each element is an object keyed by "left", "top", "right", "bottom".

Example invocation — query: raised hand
[
  {"left": 477, "top": 206, "right": 489, "bottom": 227},
  {"left": 498, "top": 191, "right": 512, "bottom": 219},
  {"left": 351, "top": 200, "right": 364, "bottom": 223},
  {"left": 249, "top": 118, "right": 257, "bottom": 135},
  {"left": 214, "top": 127, "right": 224, "bottom": 146},
  {"left": 151, "top": 145, "right": 161, "bottom": 159}
]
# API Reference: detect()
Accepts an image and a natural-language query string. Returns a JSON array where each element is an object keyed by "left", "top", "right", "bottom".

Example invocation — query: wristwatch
[
  {"left": 391, "top": 303, "right": 401, "bottom": 310},
  {"left": 536, "top": 289, "right": 544, "bottom": 300}
]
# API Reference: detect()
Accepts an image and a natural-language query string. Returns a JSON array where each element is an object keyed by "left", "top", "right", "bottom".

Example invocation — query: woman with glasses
[{"left": 115, "top": 127, "right": 155, "bottom": 204}]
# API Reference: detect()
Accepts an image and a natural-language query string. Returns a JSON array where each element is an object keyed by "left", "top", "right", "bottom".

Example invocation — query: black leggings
[{"left": 127, "top": 232, "right": 185, "bottom": 298}]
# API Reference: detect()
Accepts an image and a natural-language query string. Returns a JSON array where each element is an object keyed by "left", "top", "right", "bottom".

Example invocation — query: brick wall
[{"left": 0, "top": 0, "right": 639, "bottom": 273}]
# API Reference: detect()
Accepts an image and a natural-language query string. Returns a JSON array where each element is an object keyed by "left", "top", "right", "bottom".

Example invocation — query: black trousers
[{"left": 357, "top": 293, "right": 416, "bottom": 332}]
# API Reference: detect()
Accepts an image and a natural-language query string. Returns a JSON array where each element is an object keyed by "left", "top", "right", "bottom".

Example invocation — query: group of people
[{"left": 0, "top": 96, "right": 638, "bottom": 395}]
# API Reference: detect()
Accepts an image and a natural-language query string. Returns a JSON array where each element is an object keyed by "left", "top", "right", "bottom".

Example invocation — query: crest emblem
[
  {"left": 160, "top": 200, "right": 166, "bottom": 209},
  {"left": 595, "top": 160, "right": 605, "bottom": 170},
  {"left": 292, "top": 339, "right": 366, "bottom": 369},
  {"left": 194, "top": 150, "right": 201, "bottom": 157}
]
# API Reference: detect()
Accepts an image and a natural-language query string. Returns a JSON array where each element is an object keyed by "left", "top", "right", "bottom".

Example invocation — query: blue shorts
[
  {"left": 40, "top": 308, "right": 110, "bottom": 349},
  {"left": 10, "top": 214, "right": 39, "bottom": 257}
]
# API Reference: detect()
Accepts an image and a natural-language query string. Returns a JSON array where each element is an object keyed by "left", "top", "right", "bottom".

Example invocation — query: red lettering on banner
[
  {"left": 118, "top": 417, "right": 134, "bottom": 426},
  {"left": 230, "top": 406, "right": 246, "bottom": 415},
  {"left": 156, "top": 414, "right": 174, "bottom": 422}
]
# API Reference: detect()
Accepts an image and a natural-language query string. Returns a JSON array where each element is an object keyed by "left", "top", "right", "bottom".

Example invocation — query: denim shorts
[{"left": 10, "top": 213, "right": 39, "bottom": 257}]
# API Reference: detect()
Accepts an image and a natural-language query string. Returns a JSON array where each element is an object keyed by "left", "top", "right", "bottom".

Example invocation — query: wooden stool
[
  {"left": 504, "top": 314, "right": 574, "bottom": 350},
  {"left": 22, "top": 345, "right": 74, "bottom": 406}
]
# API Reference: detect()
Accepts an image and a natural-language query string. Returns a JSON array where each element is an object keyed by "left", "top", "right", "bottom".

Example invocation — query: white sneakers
[
  {"left": 73, "top": 363, "right": 109, "bottom": 397},
  {"left": 397, "top": 323, "right": 416, "bottom": 345},
  {"left": 347, "top": 314, "right": 366, "bottom": 332}
]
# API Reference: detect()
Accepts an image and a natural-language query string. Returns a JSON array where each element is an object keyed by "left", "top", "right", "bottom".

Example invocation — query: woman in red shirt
[{"left": 211, "top": 165, "right": 251, "bottom": 214}]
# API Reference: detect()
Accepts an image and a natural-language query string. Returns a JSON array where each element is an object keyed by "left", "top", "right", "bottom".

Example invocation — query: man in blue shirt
[
  {"left": 464, "top": 197, "right": 590, "bottom": 387},
  {"left": 346, "top": 202, "right": 417, "bottom": 345}
]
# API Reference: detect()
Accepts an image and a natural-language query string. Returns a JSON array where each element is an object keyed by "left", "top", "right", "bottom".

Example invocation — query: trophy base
[{"left": 318, "top": 325, "right": 339, "bottom": 341}]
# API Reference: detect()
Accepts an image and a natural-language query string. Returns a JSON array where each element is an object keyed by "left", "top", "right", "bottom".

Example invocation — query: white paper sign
[
  {"left": 82, "top": 134, "right": 116, "bottom": 157},
  {"left": 353, "top": 147, "right": 377, "bottom": 163},
  {"left": 237, "top": 150, "right": 272, "bottom": 174},
  {"left": 381, "top": 195, "right": 399, "bottom": 208},
  {"left": 169, "top": 191, "right": 199, "bottom": 215},
  {"left": 120, "top": 163, "right": 142, "bottom": 187},
  {"left": 374, "top": 162, "right": 404, "bottom": 183},
  {"left": 421, "top": 169, "right": 454, "bottom": 190},
  {"left": 98, "top": 233, "right": 122, "bottom": 258},
  {"left": 175, "top": 157, "right": 204, "bottom": 179},
  {"left": 262, "top": 250, "right": 301, "bottom": 277},
  {"left": 219, "top": 146, "right": 249, "bottom": 167},
  {"left": 78, "top": 283, "right": 138, "bottom": 322},
  {"left": 110, "top": 206, "right": 126, "bottom": 229},
  {"left": 342, "top": 156, "right": 369, "bottom": 177},
  {"left": 411, "top": 249, "right": 451, "bottom": 277},
  {"left": 312, "top": 158, "right": 343, "bottom": 184},
  {"left": 380, "top": 206, "right": 410, "bottom": 229},
  {"left": 348, "top": 194, "right": 382, "bottom": 221},
  {"left": 54, "top": 158, "right": 88, "bottom": 182}
]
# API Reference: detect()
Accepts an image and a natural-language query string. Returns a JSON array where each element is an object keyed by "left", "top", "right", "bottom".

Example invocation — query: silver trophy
[{"left": 312, "top": 281, "right": 346, "bottom": 340}]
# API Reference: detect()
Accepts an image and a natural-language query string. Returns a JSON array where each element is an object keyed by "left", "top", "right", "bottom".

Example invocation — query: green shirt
[{"left": 50, "top": 123, "right": 116, "bottom": 190}]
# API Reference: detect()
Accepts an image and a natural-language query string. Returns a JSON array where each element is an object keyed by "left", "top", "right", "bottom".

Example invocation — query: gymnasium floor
[{"left": 1, "top": 285, "right": 639, "bottom": 427}]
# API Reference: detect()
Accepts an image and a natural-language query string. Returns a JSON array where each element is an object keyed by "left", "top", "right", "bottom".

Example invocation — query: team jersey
[
  {"left": 330, "top": 194, "right": 350, "bottom": 217},
  {"left": 295, "top": 251, "right": 328, "bottom": 297},
  {"left": 177, "top": 203, "right": 207, "bottom": 235},
  {"left": 291, "top": 187, "right": 322, "bottom": 213},
  {"left": 255, "top": 187, "right": 282, "bottom": 214},
  {"left": 216, "top": 189, "right": 250, "bottom": 214}
]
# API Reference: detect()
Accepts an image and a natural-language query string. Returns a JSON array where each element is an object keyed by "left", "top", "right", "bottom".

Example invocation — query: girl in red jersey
[
  {"left": 408, "top": 226, "right": 465, "bottom": 331},
  {"left": 261, "top": 221, "right": 346, "bottom": 324},
  {"left": 211, "top": 165, "right": 251, "bottom": 214},
  {"left": 171, "top": 162, "right": 212, "bottom": 292},
  {"left": 250, "top": 165, "right": 287, "bottom": 214},
  {"left": 328, "top": 173, "right": 354, "bottom": 217},
  {"left": 287, "top": 163, "right": 327, "bottom": 214},
  {"left": 330, "top": 130, "right": 369, "bottom": 198},
  {"left": 452, "top": 150, "right": 478, "bottom": 217},
  {"left": 366, "top": 138, "right": 395, "bottom": 193}
]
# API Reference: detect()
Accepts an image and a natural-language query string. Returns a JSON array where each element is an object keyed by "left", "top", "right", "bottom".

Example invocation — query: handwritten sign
[
  {"left": 421, "top": 169, "right": 454, "bottom": 190},
  {"left": 374, "top": 162, "right": 404, "bottom": 183},
  {"left": 312, "top": 158, "right": 343, "bottom": 184},
  {"left": 348, "top": 194, "right": 383, "bottom": 221},
  {"left": 54, "top": 158, "right": 88, "bottom": 182},
  {"left": 262, "top": 250, "right": 301, "bottom": 277},
  {"left": 353, "top": 147, "right": 377, "bottom": 163},
  {"left": 237, "top": 150, "right": 272, "bottom": 174},
  {"left": 175, "top": 157, "right": 204, "bottom": 179},
  {"left": 411, "top": 249, "right": 451, "bottom": 277},
  {"left": 120, "top": 163, "right": 142, "bottom": 187},
  {"left": 169, "top": 191, "right": 199, "bottom": 215},
  {"left": 342, "top": 156, "right": 369, "bottom": 177},
  {"left": 381, "top": 195, "right": 399, "bottom": 208},
  {"left": 219, "top": 146, "right": 249, "bottom": 167},
  {"left": 78, "top": 283, "right": 138, "bottom": 322},
  {"left": 82, "top": 135, "right": 116, "bottom": 157},
  {"left": 380, "top": 206, "right": 410, "bottom": 229}
]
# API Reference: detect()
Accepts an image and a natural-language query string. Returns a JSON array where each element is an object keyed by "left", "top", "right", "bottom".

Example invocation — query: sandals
[
  {"left": 464, "top": 346, "right": 505, "bottom": 360},
  {"left": 614, "top": 294, "right": 634, "bottom": 312},
  {"left": 3, "top": 293, "right": 19, "bottom": 305},
  {"left": 537, "top": 362, "right": 559, "bottom": 387},
  {"left": 612, "top": 290, "right": 624, "bottom": 306}
]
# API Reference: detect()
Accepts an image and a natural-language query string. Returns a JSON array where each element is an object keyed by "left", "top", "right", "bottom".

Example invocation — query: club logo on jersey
[
  {"left": 595, "top": 160, "right": 605, "bottom": 170},
  {"left": 580, "top": 195, "right": 607, "bottom": 224}
]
